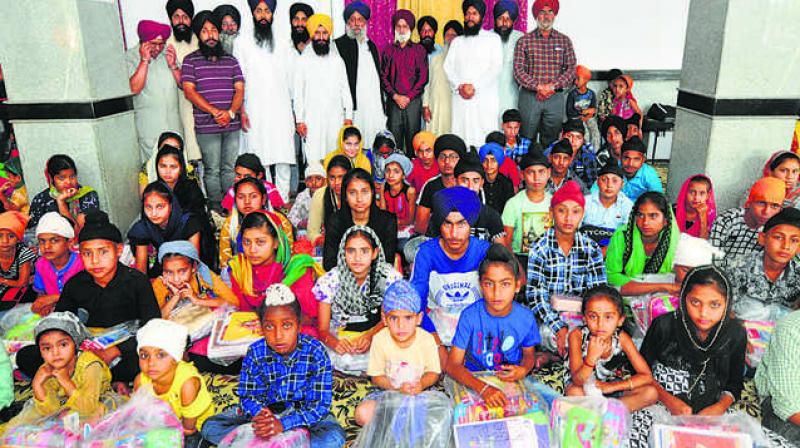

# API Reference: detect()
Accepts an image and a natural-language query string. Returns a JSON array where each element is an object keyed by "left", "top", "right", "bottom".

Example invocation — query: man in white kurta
[
  {"left": 443, "top": 2, "right": 502, "bottom": 148},
  {"left": 293, "top": 14, "right": 353, "bottom": 166},
  {"left": 234, "top": 1, "right": 296, "bottom": 200},
  {"left": 493, "top": 1, "right": 524, "bottom": 116}
]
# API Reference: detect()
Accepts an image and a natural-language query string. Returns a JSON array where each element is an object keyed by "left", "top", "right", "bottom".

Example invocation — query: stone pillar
[
  {"left": 0, "top": 0, "right": 141, "bottom": 229},
  {"left": 668, "top": 0, "right": 800, "bottom": 210}
]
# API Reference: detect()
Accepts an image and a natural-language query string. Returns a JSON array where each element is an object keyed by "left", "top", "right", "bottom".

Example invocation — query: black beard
[
  {"left": 253, "top": 18, "right": 273, "bottom": 49},
  {"left": 495, "top": 25, "right": 512, "bottom": 42},
  {"left": 312, "top": 39, "right": 330, "bottom": 55},
  {"left": 420, "top": 37, "right": 436, "bottom": 53},
  {"left": 199, "top": 39, "right": 224, "bottom": 58},
  {"left": 172, "top": 24, "right": 192, "bottom": 43},
  {"left": 464, "top": 21, "right": 481, "bottom": 36},
  {"left": 291, "top": 27, "right": 310, "bottom": 47}
]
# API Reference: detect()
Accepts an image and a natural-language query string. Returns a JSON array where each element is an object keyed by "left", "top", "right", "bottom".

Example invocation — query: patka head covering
[
  {"left": 166, "top": 0, "right": 195, "bottom": 19},
  {"left": 597, "top": 163, "right": 625, "bottom": 180},
  {"left": 746, "top": 177, "right": 786, "bottom": 208},
  {"left": 519, "top": 151, "right": 551, "bottom": 170},
  {"left": 602, "top": 116, "right": 626, "bottom": 140},
  {"left": 384, "top": 153, "right": 413, "bottom": 177},
  {"left": 137, "top": 319, "right": 188, "bottom": 362},
  {"left": 533, "top": 0, "right": 560, "bottom": 16},
  {"left": 576, "top": 64, "right": 592, "bottom": 80},
  {"left": 213, "top": 4, "right": 241, "bottom": 27},
  {"left": 137, "top": 20, "right": 172, "bottom": 42},
  {"left": 551, "top": 180, "right": 585, "bottom": 209},
  {"left": 621, "top": 136, "right": 646, "bottom": 155},
  {"left": 35, "top": 311, "right": 90, "bottom": 346},
  {"left": 158, "top": 240, "right": 213, "bottom": 286},
  {"left": 290, "top": 3, "right": 314, "bottom": 19},
  {"left": 383, "top": 279, "right": 422, "bottom": 314},
  {"left": 493, "top": 0, "right": 519, "bottom": 21},
  {"left": 392, "top": 9, "right": 416, "bottom": 31},
  {"left": 434, "top": 134, "right": 467, "bottom": 159},
  {"left": 485, "top": 131, "right": 506, "bottom": 147},
  {"left": 412, "top": 131, "right": 436, "bottom": 152},
  {"left": 462, "top": 0, "right": 487, "bottom": 17},
  {"left": 36, "top": 211, "right": 74, "bottom": 239},
  {"left": 262, "top": 283, "right": 297, "bottom": 307},
  {"left": 562, "top": 119, "right": 585, "bottom": 136},
  {"left": 454, "top": 158, "right": 485, "bottom": 179},
  {"left": 192, "top": 10, "right": 221, "bottom": 37},
  {"left": 247, "top": 0, "right": 276, "bottom": 13},
  {"left": 0, "top": 211, "right": 28, "bottom": 240},
  {"left": 479, "top": 142, "right": 506, "bottom": 166},
  {"left": 550, "top": 139, "right": 574, "bottom": 157},
  {"left": 432, "top": 186, "right": 481, "bottom": 231},
  {"left": 79, "top": 209, "right": 122, "bottom": 244},
  {"left": 673, "top": 233, "right": 724, "bottom": 268},
  {"left": 763, "top": 207, "right": 800, "bottom": 233},
  {"left": 307, "top": 13, "right": 333, "bottom": 35},
  {"left": 343, "top": 1, "right": 371, "bottom": 21}
]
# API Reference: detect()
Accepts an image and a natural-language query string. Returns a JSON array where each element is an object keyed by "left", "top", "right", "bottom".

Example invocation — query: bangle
[
  {"left": 584, "top": 357, "right": 596, "bottom": 368},
  {"left": 478, "top": 384, "right": 490, "bottom": 397},
  {"left": 629, "top": 378, "right": 634, "bottom": 391}
]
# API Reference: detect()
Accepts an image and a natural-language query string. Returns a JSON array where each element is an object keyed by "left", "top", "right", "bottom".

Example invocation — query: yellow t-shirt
[
  {"left": 139, "top": 361, "right": 213, "bottom": 430},
  {"left": 366, "top": 327, "right": 441, "bottom": 384}
]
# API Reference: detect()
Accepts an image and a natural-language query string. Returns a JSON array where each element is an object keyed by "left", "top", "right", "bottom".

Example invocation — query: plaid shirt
[
  {"left": 710, "top": 207, "right": 762, "bottom": 259},
  {"left": 526, "top": 228, "right": 607, "bottom": 333},
  {"left": 238, "top": 335, "right": 333, "bottom": 431},
  {"left": 755, "top": 310, "right": 800, "bottom": 420},
  {"left": 513, "top": 28, "right": 576, "bottom": 92},
  {"left": 718, "top": 251, "right": 800, "bottom": 316},
  {"left": 505, "top": 136, "right": 533, "bottom": 162},
  {"left": 544, "top": 141, "right": 600, "bottom": 187}
]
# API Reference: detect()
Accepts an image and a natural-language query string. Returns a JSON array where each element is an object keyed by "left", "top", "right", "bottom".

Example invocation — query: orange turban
[
  {"left": 747, "top": 177, "right": 786, "bottom": 207},
  {"left": 0, "top": 211, "right": 28, "bottom": 240},
  {"left": 576, "top": 65, "right": 592, "bottom": 80},
  {"left": 412, "top": 131, "right": 436, "bottom": 152},
  {"left": 621, "top": 74, "right": 634, "bottom": 90},
  {"left": 307, "top": 14, "right": 333, "bottom": 36}
]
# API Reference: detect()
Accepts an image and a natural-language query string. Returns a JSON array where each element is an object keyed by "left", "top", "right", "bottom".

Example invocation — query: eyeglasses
[{"left": 438, "top": 153, "right": 460, "bottom": 161}]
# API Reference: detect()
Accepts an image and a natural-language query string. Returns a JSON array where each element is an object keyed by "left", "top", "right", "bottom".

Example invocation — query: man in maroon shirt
[
  {"left": 381, "top": 9, "right": 428, "bottom": 158},
  {"left": 513, "top": 0, "right": 576, "bottom": 147}
]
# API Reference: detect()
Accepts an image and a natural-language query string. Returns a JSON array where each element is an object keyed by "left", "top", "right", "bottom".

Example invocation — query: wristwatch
[{"left": 228, "top": 110, "right": 235, "bottom": 119}]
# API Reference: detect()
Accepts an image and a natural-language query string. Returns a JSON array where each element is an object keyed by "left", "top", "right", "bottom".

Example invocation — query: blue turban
[
  {"left": 158, "top": 240, "right": 214, "bottom": 287},
  {"left": 431, "top": 186, "right": 481, "bottom": 233},
  {"left": 383, "top": 280, "right": 422, "bottom": 314},
  {"left": 479, "top": 142, "right": 506, "bottom": 166},
  {"left": 247, "top": 0, "right": 276, "bottom": 13},
  {"left": 344, "top": 1, "right": 371, "bottom": 21},
  {"left": 493, "top": 0, "right": 520, "bottom": 21}
]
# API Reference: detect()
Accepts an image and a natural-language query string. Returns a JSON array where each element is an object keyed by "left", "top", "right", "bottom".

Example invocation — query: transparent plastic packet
[
  {"left": 81, "top": 320, "right": 139, "bottom": 352},
  {"left": 353, "top": 391, "right": 453, "bottom": 448},
  {"left": 648, "top": 412, "right": 772, "bottom": 448},
  {"left": 218, "top": 424, "right": 310, "bottom": 448},
  {"left": 550, "top": 390, "right": 631, "bottom": 448}
]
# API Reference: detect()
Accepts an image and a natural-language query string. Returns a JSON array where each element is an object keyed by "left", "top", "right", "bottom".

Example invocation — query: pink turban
[
  {"left": 137, "top": 20, "right": 172, "bottom": 42},
  {"left": 532, "top": 0, "right": 560, "bottom": 16}
]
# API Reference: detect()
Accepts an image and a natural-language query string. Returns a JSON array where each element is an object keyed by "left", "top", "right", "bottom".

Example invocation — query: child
[
  {"left": 581, "top": 164, "right": 633, "bottom": 249},
  {"left": 200, "top": 284, "right": 345, "bottom": 447},
  {"left": 370, "top": 130, "right": 401, "bottom": 185},
  {"left": 28, "top": 154, "right": 100, "bottom": 231},
  {"left": 610, "top": 74, "right": 642, "bottom": 127},
  {"left": 153, "top": 240, "right": 239, "bottom": 373},
  {"left": 354, "top": 280, "right": 441, "bottom": 426},
  {"left": 763, "top": 151, "right": 800, "bottom": 208},
  {"left": 7, "top": 312, "right": 122, "bottom": 429},
  {"left": 128, "top": 181, "right": 202, "bottom": 278},
  {"left": 324, "top": 125, "right": 372, "bottom": 174},
  {"left": 308, "top": 155, "right": 351, "bottom": 248},
  {"left": 566, "top": 65, "right": 600, "bottom": 151},
  {"left": 377, "top": 153, "right": 416, "bottom": 243},
  {"left": 675, "top": 174, "right": 716, "bottom": 239},
  {"left": 219, "top": 177, "right": 268, "bottom": 269},
  {"left": 315, "top": 226, "right": 402, "bottom": 373},
  {"left": 0, "top": 157, "right": 28, "bottom": 215},
  {"left": 565, "top": 285, "right": 657, "bottom": 412},
  {"left": 31, "top": 212, "right": 83, "bottom": 316},
  {"left": 406, "top": 131, "right": 439, "bottom": 192},
  {"left": 619, "top": 136, "right": 663, "bottom": 201},
  {"left": 134, "top": 319, "right": 213, "bottom": 447},
  {"left": 446, "top": 244, "right": 539, "bottom": 408},
  {"left": 597, "top": 68, "right": 622, "bottom": 123},
  {"left": 0, "top": 211, "right": 35, "bottom": 315},
  {"left": 138, "top": 131, "right": 199, "bottom": 196},
  {"left": 288, "top": 163, "right": 325, "bottom": 230},
  {"left": 227, "top": 210, "right": 322, "bottom": 337},
  {"left": 16, "top": 209, "right": 161, "bottom": 383},
  {"left": 221, "top": 153, "right": 285, "bottom": 214},
  {"left": 546, "top": 139, "right": 588, "bottom": 194},
  {"left": 480, "top": 142, "right": 515, "bottom": 214},
  {"left": 640, "top": 266, "right": 746, "bottom": 417},
  {"left": 501, "top": 152, "right": 552, "bottom": 258}
]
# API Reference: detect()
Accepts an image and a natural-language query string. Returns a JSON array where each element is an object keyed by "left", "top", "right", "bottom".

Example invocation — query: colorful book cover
[{"left": 651, "top": 424, "right": 753, "bottom": 448}]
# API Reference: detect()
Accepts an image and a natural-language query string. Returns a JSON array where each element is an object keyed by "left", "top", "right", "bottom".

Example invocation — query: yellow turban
[
  {"left": 307, "top": 14, "right": 333, "bottom": 36},
  {"left": 747, "top": 177, "right": 786, "bottom": 207},
  {"left": 412, "top": 131, "right": 436, "bottom": 152}
]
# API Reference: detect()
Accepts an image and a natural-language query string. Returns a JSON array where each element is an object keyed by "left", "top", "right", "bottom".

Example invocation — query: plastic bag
[
  {"left": 207, "top": 311, "right": 261, "bottom": 366},
  {"left": 742, "top": 320, "right": 775, "bottom": 369},
  {"left": 169, "top": 301, "right": 216, "bottom": 342},
  {"left": 551, "top": 294, "right": 582, "bottom": 313},
  {"left": 83, "top": 386, "right": 183, "bottom": 448},
  {"left": 446, "top": 372, "right": 543, "bottom": 424},
  {"left": 81, "top": 320, "right": 139, "bottom": 352},
  {"left": 0, "top": 303, "right": 40, "bottom": 355},
  {"left": 218, "top": 424, "right": 310, "bottom": 448},
  {"left": 453, "top": 413, "right": 551, "bottom": 448},
  {"left": 628, "top": 294, "right": 679, "bottom": 334},
  {"left": 326, "top": 349, "right": 369, "bottom": 375},
  {"left": 648, "top": 413, "right": 771, "bottom": 448},
  {"left": 1, "top": 408, "right": 82, "bottom": 447},
  {"left": 550, "top": 395, "right": 630, "bottom": 447},
  {"left": 353, "top": 391, "right": 453, "bottom": 448}
]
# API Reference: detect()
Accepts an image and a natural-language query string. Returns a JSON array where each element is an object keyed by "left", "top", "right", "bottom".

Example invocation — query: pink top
[
  {"left": 221, "top": 179, "right": 285, "bottom": 212},
  {"left": 406, "top": 158, "right": 439, "bottom": 192},
  {"left": 611, "top": 93, "right": 637, "bottom": 120}
]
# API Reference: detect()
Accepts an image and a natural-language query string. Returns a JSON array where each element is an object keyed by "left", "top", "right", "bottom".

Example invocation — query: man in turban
[
  {"left": 181, "top": 10, "right": 245, "bottom": 212},
  {"left": 214, "top": 4, "right": 241, "bottom": 53},
  {"left": 417, "top": 16, "right": 441, "bottom": 58},
  {"left": 293, "top": 14, "right": 353, "bottom": 167},
  {"left": 127, "top": 20, "right": 182, "bottom": 162},
  {"left": 289, "top": 2, "right": 314, "bottom": 54},
  {"left": 334, "top": 1, "right": 385, "bottom": 148},
  {"left": 232, "top": 0, "right": 296, "bottom": 200},
  {"left": 382, "top": 9, "right": 428, "bottom": 158},
  {"left": 410, "top": 185, "right": 491, "bottom": 352},
  {"left": 493, "top": 0, "right": 524, "bottom": 114},
  {"left": 165, "top": 0, "right": 202, "bottom": 162},
  {"left": 444, "top": 0, "right": 503, "bottom": 148},
  {"left": 513, "top": 0, "right": 576, "bottom": 147}
]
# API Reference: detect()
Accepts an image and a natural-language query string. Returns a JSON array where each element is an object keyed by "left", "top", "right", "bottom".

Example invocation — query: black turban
[{"left": 166, "top": 0, "right": 195, "bottom": 19}]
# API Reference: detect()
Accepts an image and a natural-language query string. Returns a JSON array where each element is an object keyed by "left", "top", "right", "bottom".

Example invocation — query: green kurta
[{"left": 605, "top": 220, "right": 679, "bottom": 286}]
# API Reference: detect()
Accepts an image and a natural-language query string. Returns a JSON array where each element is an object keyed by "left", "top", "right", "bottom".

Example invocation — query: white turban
[
  {"left": 35, "top": 212, "right": 74, "bottom": 239},
  {"left": 137, "top": 319, "right": 188, "bottom": 362}
]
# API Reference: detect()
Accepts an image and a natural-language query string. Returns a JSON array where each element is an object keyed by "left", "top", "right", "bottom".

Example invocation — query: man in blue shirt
[{"left": 619, "top": 136, "right": 662, "bottom": 201}]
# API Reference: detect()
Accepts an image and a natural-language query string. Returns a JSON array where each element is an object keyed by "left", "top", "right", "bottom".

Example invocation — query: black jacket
[{"left": 334, "top": 35, "right": 385, "bottom": 113}]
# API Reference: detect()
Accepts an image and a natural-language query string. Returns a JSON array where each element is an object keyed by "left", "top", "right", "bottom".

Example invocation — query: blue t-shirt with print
[{"left": 452, "top": 300, "right": 541, "bottom": 372}]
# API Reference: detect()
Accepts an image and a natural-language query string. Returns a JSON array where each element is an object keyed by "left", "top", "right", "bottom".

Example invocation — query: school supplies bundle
[
  {"left": 325, "top": 328, "right": 370, "bottom": 375},
  {"left": 446, "top": 372, "right": 541, "bottom": 424},
  {"left": 81, "top": 321, "right": 139, "bottom": 352},
  {"left": 550, "top": 395, "right": 630, "bottom": 447},
  {"left": 550, "top": 294, "right": 582, "bottom": 313},
  {"left": 208, "top": 311, "right": 262, "bottom": 366},
  {"left": 648, "top": 413, "right": 771, "bottom": 448},
  {"left": 0, "top": 304, "right": 40, "bottom": 355},
  {"left": 453, "top": 413, "right": 551, "bottom": 448},
  {"left": 1, "top": 408, "right": 83, "bottom": 447},
  {"left": 218, "top": 424, "right": 310, "bottom": 448},
  {"left": 628, "top": 294, "right": 679, "bottom": 334},
  {"left": 353, "top": 391, "right": 453, "bottom": 448},
  {"left": 742, "top": 320, "right": 775, "bottom": 369},
  {"left": 168, "top": 301, "right": 216, "bottom": 342}
]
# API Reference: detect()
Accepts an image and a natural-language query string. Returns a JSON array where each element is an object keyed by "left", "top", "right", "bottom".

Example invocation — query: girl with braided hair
[
  {"left": 314, "top": 225, "right": 402, "bottom": 374},
  {"left": 605, "top": 191, "right": 681, "bottom": 296}
]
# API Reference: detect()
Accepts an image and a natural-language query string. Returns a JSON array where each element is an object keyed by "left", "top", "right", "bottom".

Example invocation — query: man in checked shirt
[{"left": 513, "top": 0, "right": 576, "bottom": 147}]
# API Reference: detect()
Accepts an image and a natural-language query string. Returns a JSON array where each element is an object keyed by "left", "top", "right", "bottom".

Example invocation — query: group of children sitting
[{"left": 0, "top": 64, "right": 795, "bottom": 447}]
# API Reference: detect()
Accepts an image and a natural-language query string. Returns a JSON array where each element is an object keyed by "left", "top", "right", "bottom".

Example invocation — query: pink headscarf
[
  {"left": 137, "top": 20, "right": 172, "bottom": 42},
  {"left": 675, "top": 174, "right": 716, "bottom": 237}
]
